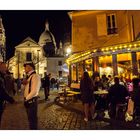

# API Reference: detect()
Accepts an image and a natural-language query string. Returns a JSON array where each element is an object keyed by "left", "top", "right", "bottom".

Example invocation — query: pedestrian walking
[
  {"left": 23, "top": 62, "right": 41, "bottom": 130},
  {"left": 0, "top": 62, "right": 15, "bottom": 125},
  {"left": 80, "top": 71, "right": 97, "bottom": 122}
]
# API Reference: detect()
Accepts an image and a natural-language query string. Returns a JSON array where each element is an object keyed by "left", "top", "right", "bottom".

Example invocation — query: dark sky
[{"left": 0, "top": 10, "right": 71, "bottom": 60}]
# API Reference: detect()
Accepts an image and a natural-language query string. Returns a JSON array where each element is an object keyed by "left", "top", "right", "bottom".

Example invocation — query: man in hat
[
  {"left": 0, "top": 62, "right": 15, "bottom": 126},
  {"left": 23, "top": 62, "right": 41, "bottom": 130}
]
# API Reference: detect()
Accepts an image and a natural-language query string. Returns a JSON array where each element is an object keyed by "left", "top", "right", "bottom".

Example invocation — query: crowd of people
[
  {"left": 1, "top": 60, "right": 140, "bottom": 128},
  {"left": 80, "top": 71, "right": 140, "bottom": 122}
]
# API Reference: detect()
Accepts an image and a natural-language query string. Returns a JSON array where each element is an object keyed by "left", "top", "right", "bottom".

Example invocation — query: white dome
[{"left": 39, "top": 30, "right": 55, "bottom": 47}]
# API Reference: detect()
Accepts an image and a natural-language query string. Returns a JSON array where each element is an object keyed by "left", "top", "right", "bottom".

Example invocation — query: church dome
[
  {"left": 38, "top": 20, "right": 56, "bottom": 57},
  {"left": 38, "top": 30, "right": 54, "bottom": 47}
]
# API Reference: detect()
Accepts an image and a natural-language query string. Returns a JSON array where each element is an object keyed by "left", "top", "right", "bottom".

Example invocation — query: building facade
[
  {"left": 8, "top": 37, "right": 46, "bottom": 79},
  {"left": 67, "top": 10, "right": 140, "bottom": 83},
  {"left": 0, "top": 16, "right": 6, "bottom": 62}
]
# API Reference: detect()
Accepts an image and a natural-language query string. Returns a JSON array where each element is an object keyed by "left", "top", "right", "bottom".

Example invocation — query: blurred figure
[
  {"left": 56, "top": 78, "right": 60, "bottom": 90},
  {"left": 101, "top": 74, "right": 108, "bottom": 89},
  {"left": 43, "top": 73, "right": 51, "bottom": 101},
  {"left": 131, "top": 77, "right": 140, "bottom": 117},
  {"left": 0, "top": 62, "right": 15, "bottom": 125},
  {"left": 107, "top": 75, "right": 114, "bottom": 88},
  {"left": 17, "top": 78, "right": 22, "bottom": 94},
  {"left": 108, "top": 77, "right": 129, "bottom": 119},
  {"left": 93, "top": 76, "right": 104, "bottom": 91},
  {"left": 50, "top": 77, "right": 56, "bottom": 90},
  {"left": 80, "top": 71, "right": 96, "bottom": 122},
  {"left": 4, "top": 71, "right": 15, "bottom": 96}
]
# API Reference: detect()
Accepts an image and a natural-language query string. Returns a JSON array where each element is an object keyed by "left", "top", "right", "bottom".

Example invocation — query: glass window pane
[
  {"left": 99, "top": 55, "right": 113, "bottom": 76},
  {"left": 136, "top": 52, "right": 140, "bottom": 73},
  {"left": 117, "top": 53, "right": 132, "bottom": 77},
  {"left": 71, "top": 64, "right": 76, "bottom": 82},
  {"left": 78, "top": 61, "right": 84, "bottom": 82}
]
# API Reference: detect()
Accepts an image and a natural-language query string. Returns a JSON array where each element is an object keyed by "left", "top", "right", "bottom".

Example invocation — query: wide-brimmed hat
[{"left": 24, "top": 62, "right": 35, "bottom": 69}]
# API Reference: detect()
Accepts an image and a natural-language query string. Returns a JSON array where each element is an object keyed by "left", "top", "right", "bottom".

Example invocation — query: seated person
[{"left": 108, "top": 77, "right": 129, "bottom": 119}]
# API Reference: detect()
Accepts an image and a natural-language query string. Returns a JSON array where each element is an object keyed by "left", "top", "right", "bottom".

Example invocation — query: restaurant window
[
  {"left": 71, "top": 64, "right": 76, "bottom": 82},
  {"left": 85, "top": 59, "right": 93, "bottom": 77},
  {"left": 136, "top": 52, "right": 140, "bottom": 73},
  {"left": 117, "top": 53, "right": 132, "bottom": 78},
  {"left": 99, "top": 55, "right": 113, "bottom": 76},
  {"left": 107, "top": 14, "right": 118, "bottom": 35},
  {"left": 26, "top": 52, "right": 32, "bottom": 61},
  {"left": 78, "top": 61, "right": 84, "bottom": 82}
]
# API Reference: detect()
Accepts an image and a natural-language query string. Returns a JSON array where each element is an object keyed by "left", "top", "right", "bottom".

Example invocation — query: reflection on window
[
  {"left": 117, "top": 53, "right": 132, "bottom": 78},
  {"left": 78, "top": 61, "right": 84, "bottom": 82},
  {"left": 99, "top": 55, "right": 113, "bottom": 76},
  {"left": 136, "top": 52, "right": 140, "bottom": 73},
  {"left": 71, "top": 64, "right": 76, "bottom": 82},
  {"left": 85, "top": 59, "right": 93, "bottom": 77}
]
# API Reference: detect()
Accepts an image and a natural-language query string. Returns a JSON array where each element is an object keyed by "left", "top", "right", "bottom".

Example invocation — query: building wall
[
  {"left": 47, "top": 57, "right": 68, "bottom": 78},
  {"left": 127, "top": 10, "right": 140, "bottom": 40},
  {"left": 71, "top": 10, "right": 140, "bottom": 53}
]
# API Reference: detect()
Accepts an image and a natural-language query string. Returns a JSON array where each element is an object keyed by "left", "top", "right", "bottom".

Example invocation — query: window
[
  {"left": 26, "top": 52, "right": 32, "bottom": 61},
  {"left": 58, "top": 61, "right": 62, "bottom": 66},
  {"left": 107, "top": 14, "right": 118, "bottom": 35}
]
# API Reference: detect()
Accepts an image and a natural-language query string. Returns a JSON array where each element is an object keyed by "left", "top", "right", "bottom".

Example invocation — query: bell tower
[{"left": 0, "top": 15, "right": 6, "bottom": 62}]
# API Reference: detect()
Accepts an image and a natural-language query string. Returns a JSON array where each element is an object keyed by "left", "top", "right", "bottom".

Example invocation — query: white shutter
[{"left": 97, "top": 14, "right": 107, "bottom": 36}]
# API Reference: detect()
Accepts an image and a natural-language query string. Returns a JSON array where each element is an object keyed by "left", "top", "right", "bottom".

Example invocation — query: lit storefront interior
[
  {"left": 117, "top": 53, "right": 132, "bottom": 78},
  {"left": 67, "top": 41, "right": 140, "bottom": 84},
  {"left": 99, "top": 55, "right": 113, "bottom": 76}
]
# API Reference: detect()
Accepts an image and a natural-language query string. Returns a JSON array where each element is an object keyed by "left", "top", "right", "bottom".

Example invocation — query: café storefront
[{"left": 66, "top": 40, "right": 140, "bottom": 84}]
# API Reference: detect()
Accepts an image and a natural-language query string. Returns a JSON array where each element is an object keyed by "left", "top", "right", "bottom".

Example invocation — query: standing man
[
  {"left": 43, "top": 73, "right": 51, "bottom": 101},
  {"left": 23, "top": 62, "right": 41, "bottom": 130},
  {"left": 0, "top": 62, "right": 15, "bottom": 125}
]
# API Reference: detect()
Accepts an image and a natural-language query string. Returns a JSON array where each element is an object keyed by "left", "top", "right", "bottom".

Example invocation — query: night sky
[{"left": 0, "top": 10, "right": 71, "bottom": 60}]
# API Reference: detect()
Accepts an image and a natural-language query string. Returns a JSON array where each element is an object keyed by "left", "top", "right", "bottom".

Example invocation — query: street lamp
[{"left": 66, "top": 46, "right": 72, "bottom": 56}]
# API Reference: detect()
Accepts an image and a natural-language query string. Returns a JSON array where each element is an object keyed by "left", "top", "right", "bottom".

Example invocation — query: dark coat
[
  {"left": 131, "top": 86, "right": 140, "bottom": 108},
  {"left": 0, "top": 72, "right": 15, "bottom": 109},
  {"left": 108, "top": 83, "right": 129, "bottom": 104},
  {"left": 43, "top": 75, "right": 50, "bottom": 87},
  {"left": 80, "top": 78, "right": 95, "bottom": 104}
]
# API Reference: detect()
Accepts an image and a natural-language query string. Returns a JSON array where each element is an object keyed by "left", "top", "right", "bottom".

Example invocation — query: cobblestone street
[{"left": 0, "top": 89, "right": 110, "bottom": 130}]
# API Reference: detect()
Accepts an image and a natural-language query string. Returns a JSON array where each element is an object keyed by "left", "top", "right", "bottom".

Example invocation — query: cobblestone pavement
[{"left": 0, "top": 89, "right": 110, "bottom": 130}]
